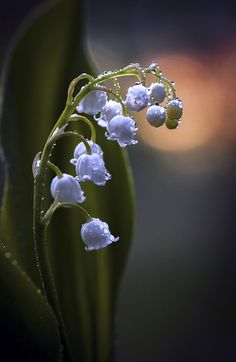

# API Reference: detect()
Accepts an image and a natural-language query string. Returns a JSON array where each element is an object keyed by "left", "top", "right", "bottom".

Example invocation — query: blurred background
[{"left": 1, "top": 0, "right": 236, "bottom": 361}]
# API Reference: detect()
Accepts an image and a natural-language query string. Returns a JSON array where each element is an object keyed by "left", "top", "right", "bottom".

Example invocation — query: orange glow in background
[
  {"left": 137, "top": 51, "right": 236, "bottom": 152},
  {"left": 138, "top": 55, "right": 223, "bottom": 151},
  {"left": 90, "top": 42, "right": 236, "bottom": 154}
]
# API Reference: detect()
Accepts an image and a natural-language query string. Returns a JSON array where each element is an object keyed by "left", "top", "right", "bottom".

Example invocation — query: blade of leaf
[
  {"left": 0, "top": 248, "right": 61, "bottom": 361},
  {"left": 0, "top": 0, "right": 135, "bottom": 361}
]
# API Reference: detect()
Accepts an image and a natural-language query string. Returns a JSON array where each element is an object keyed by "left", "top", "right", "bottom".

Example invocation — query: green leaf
[
  {"left": 0, "top": 248, "right": 61, "bottom": 361},
  {"left": 0, "top": 0, "right": 134, "bottom": 361}
]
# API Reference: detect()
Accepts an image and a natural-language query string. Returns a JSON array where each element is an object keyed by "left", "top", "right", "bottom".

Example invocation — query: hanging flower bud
[
  {"left": 106, "top": 115, "right": 138, "bottom": 147},
  {"left": 50, "top": 174, "right": 85, "bottom": 203},
  {"left": 76, "top": 153, "right": 111, "bottom": 186},
  {"left": 165, "top": 118, "right": 179, "bottom": 129},
  {"left": 70, "top": 140, "right": 103, "bottom": 165},
  {"left": 166, "top": 99, "right": 183, "bottom": 120},
  {"left": 125, "top": 84, "right": 149, "bottom": 112},
  {"left": 76, "top": 90, "right": 107, "bottom": 115},
  {"left": 148, "top": 82, "right": 166, "bottom": 103},
  {"left": 94, "top": 100, "right": 123, "bottom": 127},
  {"left": 81, "top": 218, "right": 119, "bottom": 251},
  {"left": 146, "top": 105, "right": 166, "bottom": 127}
]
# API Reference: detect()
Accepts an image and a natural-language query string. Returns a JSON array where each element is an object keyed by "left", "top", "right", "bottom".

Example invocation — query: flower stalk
[{"left": 32, "top": 61, "right": 183, "bottom": 359}]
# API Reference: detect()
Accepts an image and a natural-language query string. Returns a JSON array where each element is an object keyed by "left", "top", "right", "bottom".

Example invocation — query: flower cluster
[{"left": 43, "top": 62, "right": 183, "bottom": 251}]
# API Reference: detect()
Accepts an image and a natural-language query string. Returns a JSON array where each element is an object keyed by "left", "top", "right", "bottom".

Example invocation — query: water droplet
[
  {"left": 147, "top": 60, "right": 157, "bottom": 70},
  {"left": 12, "top": 260, "right": 17, "bottom": 266},
  {"left": 32, "top": 152, "right": 41, "bottom": 177},
  {"left": 5, "top": 252, "right": 11, "bottom": 259}
]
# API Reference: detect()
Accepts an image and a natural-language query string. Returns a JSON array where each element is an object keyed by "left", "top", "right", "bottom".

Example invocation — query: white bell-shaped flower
[
  {"left": 70, "top": 140, "right": 103, "bottom": 165},
  {"left": 148, "top": 83, "right": 166, "bottom": 103},
  {"left": 94, "top": 100, "right": 123, "bottom": 127},
  {"left": 125, "top": 84, "right": 149, "bottom": 112},
  {"left": 76, "top": 90, "right": 107, "bottom": 115},
  {"left": 106, "top": 115, "right": 138, "bottom": 147},
  {"left": 50, "top": 173, "right": 85, "bottom": 203},
  {"left": 81, "top": 218, "right": 119, "bottom": 251},
  {"left": 76, "top": 153, "right": 111, "bottom": 186},
  {"left": 146, "top": 105, "right": 166, "bottom": 127}
]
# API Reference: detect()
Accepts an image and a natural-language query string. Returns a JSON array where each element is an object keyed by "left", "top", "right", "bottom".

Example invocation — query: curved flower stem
[
  {"left": 68, "top": 114, "right": 96, "bottom": 143},
  {"left": 145, "top": 66, "right": 176, "bottom": 98},
  {"left": 33, "top": 62, "right": 165, "bottom": 360},
  {"left": 112, "top": 78, "right": 121, "bottom": 97},
  {"left": 48, "top": 129, "right": 92, "bottom": 155},
  {"left": 42, "top": 199, "right": 92, "bottom": 228},
  {"left": 67, "top": 73, "right": 94, "bottom": 105},
  {"left": 34, "top": 63, "right": 148, "bottom": 289},
  {"left": 47, "top": 161, "right": 63, "bottom": 177},
  {"left": 161, "top": 76, "right": 176, "bottom": 98}
]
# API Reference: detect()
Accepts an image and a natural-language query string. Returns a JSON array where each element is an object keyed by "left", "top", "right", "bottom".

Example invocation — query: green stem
[
  {"left": 33, "top": 215, "right": 72, "bottom": 360},
  {"left": 49, "top": 130, "right": 92, "bottom": 155},
  {"left": 42, "top": 200, "right": 92, "bottom": 228},
  {"left": 32, "top": 63, "right": 164, "bottom": 361},
  {"left": 34, "top": 63, "right": 145, "bottom": 286},
  {"left": 47, "top": 161, "right": 63, "bottom": 177},
  {"left": 68, "top": 114, "right": 96, "bottom": 143},
  {"left": 67, "top": 73, "right": 94, "bottom": 105},
  {"left": 42, "top": 64, "right": 148, "bottom": 149},
  {"left": 33, "top": 137, "right": 73, "bottom": 358}
]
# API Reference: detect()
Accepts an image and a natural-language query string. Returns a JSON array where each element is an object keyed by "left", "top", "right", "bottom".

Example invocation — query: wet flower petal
[
  {"left": 76, "top": 90, "right": 107, "bottom": 115},
  {"left": 70, "top": 140, "right": 103, "bottom": 165},
  {"left": 76, "top": 153, "right": 111, "bottom": 186},
  {"left": 125, "top": 84, "right": 149, "bottom": 112},
  {"left": 94, "top": 100, "right": 123, "bottom": 128},
  {"left": 106, "top": 115, "right": 138, "bottom": 147},
  {"left": 50, "top": 173, "right": 85, "bottom": 203},
  {"left": 146, "top": 105, "right": 166, "bottom": 127},
  {"left": 148, "top": 82, "right": 166, "bottom": 103},
  {"left": 81, "top": 218, "right": 119, "bottom": 251}
]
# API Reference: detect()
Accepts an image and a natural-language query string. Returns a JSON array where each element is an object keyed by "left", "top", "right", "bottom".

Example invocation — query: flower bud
[
  {"left": 165, "top": 118, "right": 179, "bottom": 129},
  {"left": 95, "top": 100, "right": 123, "bottom": 128},
  {"left": 125, "top": 84, "right": 149, "bottom": 112},
  {"left": 70, "top": 141, "right": 103, "bottom": 165},
  {"left": 76, "top": 90, "right": 107, "bottom": 115},
  {"left": 148, "top": 83, "right": 166, "bottom": 103},
  {"left": 76, "top": 153, "right": 111, "bottom": 186},
  {"left": 106, "top": 115, "right": 138, "bottom": 147},
  {"left": 146, "top": 105, "right": 166, "bottom": 127},
  {"left": 166, "top": 99, "right": 183, "bottom": 120},
  {"left": 81, "top": 218, "right": 119, "bottom": 251},
  {"left": 50, "top": 174, "right": 85, "bottom": 203}
]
